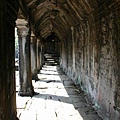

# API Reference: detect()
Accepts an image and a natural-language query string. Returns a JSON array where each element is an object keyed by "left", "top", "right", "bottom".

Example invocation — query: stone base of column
[
  {"left": 39, "top": 65, "right": 42, "bottom": 70},
  {"left": 33, "top": 76, "right": 40, "bottom": 82},
  {"left": 16, "top": 117, "right": 19, "bottom": 120},
  {"left": 32, "top": 74, "right": 39, "bottom": 81},
  {"left": 18, "top": 86, "right": 34, "bottom": 97},
  {"left": 37, "top": 69, "right": 40, "bottom": 73}
]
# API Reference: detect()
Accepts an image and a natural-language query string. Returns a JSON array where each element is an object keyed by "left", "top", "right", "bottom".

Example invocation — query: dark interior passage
[{"left": 44, "top": 33, "right": 60, "bottom": 54}]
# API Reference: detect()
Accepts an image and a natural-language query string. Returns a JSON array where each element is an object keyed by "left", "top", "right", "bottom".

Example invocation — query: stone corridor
[
  {"left": 0, "top": 1, "right": 120, "bottom": 120},
  {"left": 16, "top": 57, "right": 102, "bottom": 120}
]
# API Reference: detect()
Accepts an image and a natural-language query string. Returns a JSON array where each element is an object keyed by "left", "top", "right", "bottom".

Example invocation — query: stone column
[
  {"left": 41, "top": 44, "right": 45, "bottom": 67},
  {"left": 37, "top": 39, "right": 41, "bottom": 72},
  {"left": 0, "top": 1, "right": 19, "bottom": 119},
  {"left": 30, "top": 33, "right": 38, "bottom": 80},
  {"left": 37, "top": 42, "right": 44, "bottom": 70},
  {"left": 71, "top": 26, "right": 75, "bottom": 72},
  {"left": 17, "top": 25, "right": 34, "bottom": 96}
]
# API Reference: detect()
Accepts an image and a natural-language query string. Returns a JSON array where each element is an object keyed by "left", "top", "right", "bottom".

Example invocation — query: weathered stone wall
[
  {"left": 0, "top": 1, "right": 19, "bottom": 120},
  {"left": 60, "top": 1, "right": 120, "bottom": 120},
  {"left": 55, "top": 42, "right": 60, "bottom": 54},
  {"left": 60, "top": 39, "right": 68, "bottom": 72}
]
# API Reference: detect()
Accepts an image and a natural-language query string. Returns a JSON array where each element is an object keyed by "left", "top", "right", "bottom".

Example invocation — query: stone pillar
[
  {"left": 38, "top": 42, "right": 44, "bottom": 70},
  {"left": 17, "top": 25, "right": 34, "bottom": 96},
  {"left": 30, "top": 33, "right": 38, "bottom": 80},
  {"left": 37, "top": 39, "right": 41, "bottom": 72},
  {"left": 71, "top": 26, "right": 75, "bottom": 72},
  {"left": 41, "top": 44, "right": 45, "bottom": 67},
  {"left": 0, "top": 1, "right": 19, "bottom": 120}
]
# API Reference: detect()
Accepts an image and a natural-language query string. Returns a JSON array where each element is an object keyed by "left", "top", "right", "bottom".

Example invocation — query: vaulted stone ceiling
[{"left": 18, "top": 0, "right": 116, "bottom": 40}]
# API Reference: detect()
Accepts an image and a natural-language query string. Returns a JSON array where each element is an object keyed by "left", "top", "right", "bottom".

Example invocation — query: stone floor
[{"left": 16, "top": 65, "right": 102, "bottom": 120}]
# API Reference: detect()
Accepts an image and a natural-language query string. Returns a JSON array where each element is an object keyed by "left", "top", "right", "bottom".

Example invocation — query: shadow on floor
[{"left": 31, "top": 66, "right": 102, "bottom": 120}]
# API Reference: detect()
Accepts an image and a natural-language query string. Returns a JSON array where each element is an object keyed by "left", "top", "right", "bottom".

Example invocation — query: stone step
[
  {"left": 44, "top": 53, "right": 60, "bottom": 66},
  {"left": 44, "top": 53, "right": 60, "bottom": 57},
  {"left": 44, "top": 54, "right": 59, "bottom": 60},
  {"left": 45, "top": 63, "right": 58, "bottom": 66}
]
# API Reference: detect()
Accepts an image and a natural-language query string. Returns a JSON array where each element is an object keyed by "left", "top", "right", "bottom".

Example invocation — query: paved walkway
[{"left": 16, "top": 65, "right": 102, "bottom": 120}]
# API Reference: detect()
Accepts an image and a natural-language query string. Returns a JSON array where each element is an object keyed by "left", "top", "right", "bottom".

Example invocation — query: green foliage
[
  {"left": 15, "top": 28, "right": 19, "bottom": 50},
  {"left": 15, "top": 37, "right": 18, "bottom": 49}
]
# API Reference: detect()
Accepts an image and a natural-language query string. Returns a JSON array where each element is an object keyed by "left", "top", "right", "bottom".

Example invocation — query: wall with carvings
[{"left": 60, "top": 1, "right": 120, "bottom": 120}]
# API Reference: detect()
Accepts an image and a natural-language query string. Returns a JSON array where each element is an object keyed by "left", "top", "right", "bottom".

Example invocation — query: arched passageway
[{"left": 0, "top": 0, "right": 120, "bottom": 120}]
